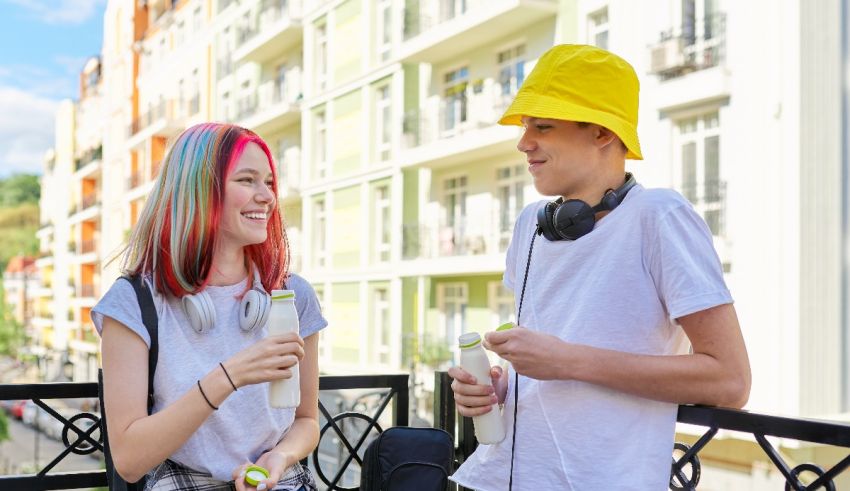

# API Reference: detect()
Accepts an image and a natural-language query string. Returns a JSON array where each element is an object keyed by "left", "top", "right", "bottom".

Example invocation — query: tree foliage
[{"left": 0, "top": 174, "right": 40, "bottom": 207}]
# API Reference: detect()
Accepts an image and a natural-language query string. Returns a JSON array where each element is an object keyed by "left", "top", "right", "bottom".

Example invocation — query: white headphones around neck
[{"left": 182, "top": 273, "right": 271, "bottom": 334}]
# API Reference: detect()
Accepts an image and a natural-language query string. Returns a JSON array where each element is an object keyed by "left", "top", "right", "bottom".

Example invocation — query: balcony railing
[
  {"left": 681, "top": 179, "right": 726, "bottom": 237},
  {"left": 126, "top": 170, "right": 143, "bottom": 190},
  {"left": 649, "top": 12, "right": 726, "bottom": 79},
  {"left": 3, "top": 373, "right": 849, "bottom": 490},
  {"left": 238, "top": 71, "right": 303, "bottom": 122},
  {"left": 433, "top": 372, "right": 850, "bottom": 491},
  {"left": 402, "top": 215, "right": 504, "bottom": 260},
  {"left": 129, "top": 100, "right": 167, "bottom": 136},
  {"left": 403, "top": 85, "right": 514, "bottom": 149},
  {"left": 74, "top": 145, "right": 102, "bottom": 171},
  {"left": 0, "top": 374, "right": 408, "bottom": 490},
  {"left": 236, "top": 0, "right": 301, "bottom": 50},
  {"left": 79, "top": 239, "right": 96, "bottom": 255},
  {"left": 79, "top": 194, "right": 99, "bottom": 212},
  {"left": 79, "top": 284, "right": 96, "bottom": 298},
  {"left": 404, "top": 0, "right": 477, "bottom": 40}
]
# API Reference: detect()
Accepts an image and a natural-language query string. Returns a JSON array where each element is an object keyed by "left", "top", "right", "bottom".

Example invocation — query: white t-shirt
[
  {"left": 450, "top": 185, "right": 733, "bottom": 491},
  {"left": 92, "top": 273, "right": 327, "bottom": 481}
]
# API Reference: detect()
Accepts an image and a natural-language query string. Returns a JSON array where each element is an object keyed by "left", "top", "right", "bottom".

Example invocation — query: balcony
[
  {"left": 401, "top": 85, "right": 520, "bottom": 168},
  {"left": 237, "top": 72, "right": 303, "bottom": 134},
  {"left": 68, "top": 196, "right": 101, "bottom": 225},
  {"left": 126, "top": 99, "right": 186, "bottom": 150},
  {"left": 78, "top": 284, "right": 96, "bottom": 299},
  {"left": 2, "top": 374, "right": 849, "bottom": 490},
  {"left": 73, "top": 145, "right": 102, "bottom": 176},
  {"left": 233, "top": 0, "right": 303, "bottom": 64},
  {"left": 399, "top": 217, "right": 504, "bottom": 277},
  {"left": 400, "top": 0, "right": 557, "bottom": 64},
  {"left": 277, "top": 146, "right": 302, "bottom": 202},
  {"left": 126, "top": 170, "right": 143, "bottom": 191},
  {"left": 649, "top": 12, "right": 726, "bottom": 80},
  {"left": 681, "top": 179, "right": 727, "bottom": 238}
]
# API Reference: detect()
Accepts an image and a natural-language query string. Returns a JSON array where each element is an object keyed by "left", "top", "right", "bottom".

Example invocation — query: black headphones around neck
[{"left": 536, "top": 172, "right": 637, "bottom": 241}]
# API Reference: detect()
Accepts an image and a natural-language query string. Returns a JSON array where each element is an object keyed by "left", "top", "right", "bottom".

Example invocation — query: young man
[{"left": 448, "top": 44, "right": 750, "bottom": 490}]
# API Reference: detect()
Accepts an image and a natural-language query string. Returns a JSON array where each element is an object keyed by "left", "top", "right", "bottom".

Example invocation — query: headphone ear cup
[
  {"left": 240, "top": 289, "right": 270, "bottom": 332},
  {"left": 553, "top": 199, "right": 596, "bottom": 240},
  {"left": 255, "top": 291, "right": 271, "bottom": 331},
  {"left": 537, "top": 201, "right": 562, "bottom": 241},
  {"left": 183, "top": 291, "right": 216, "bottom": 333}
]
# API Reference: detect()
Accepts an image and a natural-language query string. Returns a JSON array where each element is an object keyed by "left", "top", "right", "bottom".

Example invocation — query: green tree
[
  {"left": 0, "top": 203, "right": 39, "bottom": 272},
  {"left": 0, "top": 410, "right": 8, "bottom": 443},
  {"left": 0, "top": 282, "right": 25, "bottom": 357},
  {"left": 0, "top": 174, "right": 40, "bottom": 207}
]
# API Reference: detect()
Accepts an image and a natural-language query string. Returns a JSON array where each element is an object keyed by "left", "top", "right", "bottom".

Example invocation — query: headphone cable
[{"left": 508, "top": 228, "right": 538, "bottom": 490}]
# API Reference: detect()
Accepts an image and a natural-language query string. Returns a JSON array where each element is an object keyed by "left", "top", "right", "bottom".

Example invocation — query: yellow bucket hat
[{"left": 499, "top": 44, "right": 643, "bottom": 160}]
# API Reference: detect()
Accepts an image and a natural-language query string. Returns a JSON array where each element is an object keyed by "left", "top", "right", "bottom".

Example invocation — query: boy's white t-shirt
[
  {"left": 451, "top": 185, "right": 733, "bottom": 491},
  {"left": 92, "top": 273, "right": 327, "bottom": 481}
]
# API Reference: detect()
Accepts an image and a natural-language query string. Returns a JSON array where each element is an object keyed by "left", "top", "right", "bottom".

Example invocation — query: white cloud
[
  {"left": 5, "top": 0, "right": 106, "bottom": 25},
  {"left": 0, "top": 63, "right": 77, "bottom": 99},
  {"left": 0, "top": 86, "right": 58, "bottom": 177}
]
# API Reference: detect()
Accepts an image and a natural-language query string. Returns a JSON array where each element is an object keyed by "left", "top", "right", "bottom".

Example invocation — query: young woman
[{"left": 93, "top": 123, "right": 326, "bottom": 491}]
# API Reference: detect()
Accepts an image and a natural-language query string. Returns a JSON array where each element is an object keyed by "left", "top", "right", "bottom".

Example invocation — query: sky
[{"left": 0, "top": 0, "right": 107, "bottom": 178}]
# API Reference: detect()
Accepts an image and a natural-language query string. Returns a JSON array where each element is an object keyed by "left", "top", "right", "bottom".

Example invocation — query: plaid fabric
[{"left": 145, "top": 459, "right": 317, "bottom": 491}]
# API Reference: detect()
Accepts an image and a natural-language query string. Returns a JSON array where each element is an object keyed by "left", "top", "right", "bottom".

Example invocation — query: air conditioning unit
[{"left": 650, "top": 38, "right": 687, "bottom": 75}]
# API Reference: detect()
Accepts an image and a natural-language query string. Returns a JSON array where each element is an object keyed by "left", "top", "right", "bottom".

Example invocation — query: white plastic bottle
[
  {"left": 268, "top": 290, "right": 300, "bottom": 408},
  {"left": 458, "top": 332, "right": 506, "bottom": 444}
]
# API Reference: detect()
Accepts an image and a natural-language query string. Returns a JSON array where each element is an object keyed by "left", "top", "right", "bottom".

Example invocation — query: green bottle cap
[
  {"left": 244, "top": 465, "right": 270, "bottom": 486},
  {"left": 496, "top": 322, "right": 515, "bottom": 332}
]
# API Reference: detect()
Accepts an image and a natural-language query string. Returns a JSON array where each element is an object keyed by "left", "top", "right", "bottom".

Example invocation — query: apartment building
[
  {"left": 32, "top": 0, "right": 848, "bottom": 486},
  {"left": 2, "top": 257, "right": 39, "bottom": 330}
]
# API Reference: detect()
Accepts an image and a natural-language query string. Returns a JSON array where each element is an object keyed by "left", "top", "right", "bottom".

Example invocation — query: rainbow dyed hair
[{"left": 122, "top": 122, "right": 289, "bottom": 297}]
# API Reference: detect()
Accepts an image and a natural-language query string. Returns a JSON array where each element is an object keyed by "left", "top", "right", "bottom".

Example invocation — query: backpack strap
[{"left": 120, "top": 274, "right": 158, "bottom": 414}]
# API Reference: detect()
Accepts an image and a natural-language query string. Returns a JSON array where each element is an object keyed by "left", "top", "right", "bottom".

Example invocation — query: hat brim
[{"left": 499, "top": 92, "right": 643, "bottom": 160}]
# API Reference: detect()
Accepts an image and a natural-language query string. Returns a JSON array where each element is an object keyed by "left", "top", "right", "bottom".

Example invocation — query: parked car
[{"left": 0, "top": 399, "right": 26, "bottom": 419}]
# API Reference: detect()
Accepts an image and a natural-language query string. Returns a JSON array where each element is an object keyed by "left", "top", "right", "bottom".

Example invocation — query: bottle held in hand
[
  {"left": 458, "top": 332, "right": 506, "bottom": 444},
  {"left": 268, "top": 290, "right": 300, "bottom": 408}
]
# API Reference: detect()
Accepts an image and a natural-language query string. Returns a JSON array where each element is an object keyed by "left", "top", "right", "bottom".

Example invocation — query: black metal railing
[
  {"left": 435, "top": 371, "right": 850, "bottom": 491},
  {"left": 0, "top": 374, "right": 409, "bottom": 491}
]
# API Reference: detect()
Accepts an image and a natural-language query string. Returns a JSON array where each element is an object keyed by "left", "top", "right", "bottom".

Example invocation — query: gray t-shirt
[{"left": 92, "top": 273, "right": 327, "bottom": 481}]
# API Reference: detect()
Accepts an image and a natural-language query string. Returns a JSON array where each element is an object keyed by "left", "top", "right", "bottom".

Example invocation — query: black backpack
[
  {"left": 360, "top": 426, "right": 454, "bottom": 491},
  {"left": 98, "top": 275, "right": 159, "bottom": 491}
]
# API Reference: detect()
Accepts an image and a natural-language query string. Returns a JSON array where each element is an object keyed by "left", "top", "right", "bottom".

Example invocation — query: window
[
  {"left": 314, "top": 110, "right": 327, "bottom": 180},
  {"left": 193, "top": 5, "right": 202, "bottom": 33},
  {"left": 441, "top": 176, "right": 467, "bottom": 255},
  {"left": 488, "top": 281, "right": 515, "bottom": 327},
  {"left": 497, "top": 45, "right": 526, "bottom": 102},
  {"left": 374, "top": 185, "right": 391, "bottom": 263},
  {"left": 496, "top": 164, "right": 525, "bottom": 250},
  {"left": 314, "top": 285, "right": 330, "bottom": 359},
  {"left": 175, "top": 20, "right": 185, "bottom": 45},
  {"left": 372, "top": 287, "right": 391, "bottom": 365},
  {"left": 676, "top": 110, "right": 723, "bottom": 236},
  {"left": 315, "top": 23, "right": 328, "bottom": 92},
  {"left": 375, "top": 85, "right": 392, "bottom": 161},
  {"left": 275, "top": 64, "right": 287, "bottom": 103},
  {"left": 441, "top": 0, "right": 467, "bottom": 22},
  {"left": 680, "top": 0, "right": 723, "bottom": 68},
  {"left": 588, "top": 7, "right": 609, "bottom": 50},
  {"left": 442, "top": 66, "right": 469, "bottom": 134},
  {"left": 438, "top": 283, "right": 468, "bottom": 360},
  {"left": 376, "top": 0, "right": 392, "bottom": 62},
  {"left": 314, "top": 198, "right": 327, "bottom": 268},
  {"left": 221, "top": 91, "right": 230, "bottom": 121}
]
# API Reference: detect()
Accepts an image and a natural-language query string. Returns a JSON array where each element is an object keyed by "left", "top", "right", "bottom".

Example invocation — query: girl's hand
[
  {"left": 222, "top": 333, "right": 305, "bottom": 388},
  {"left": 232, "top": 450, "right": 294, "bottom": 491}
]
